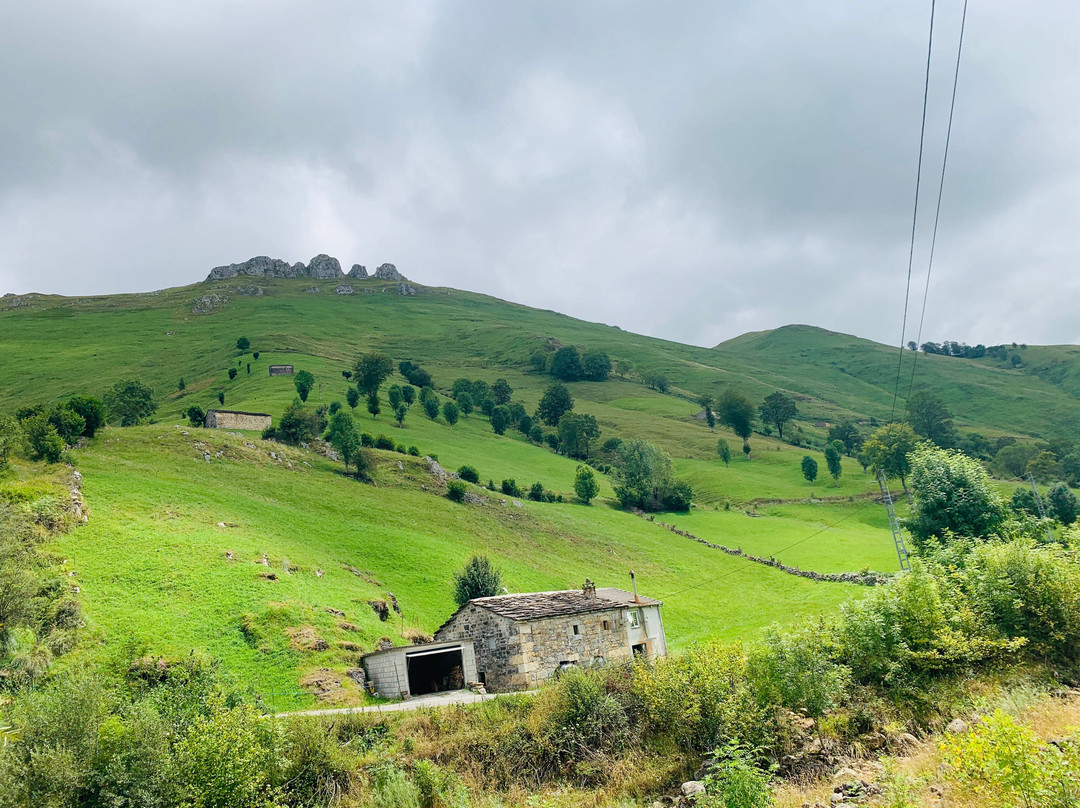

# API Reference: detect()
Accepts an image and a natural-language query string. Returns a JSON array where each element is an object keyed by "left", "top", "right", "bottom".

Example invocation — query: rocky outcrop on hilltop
[
  {"left": 306, "top": 254, "right": 344, "bottom": 279},
  {"left": 373, "top": 263, "right": 404, "bottom": 281},
  {"left": 205, "top": 255, "right": 409, "bottom": 284},
  {"left": 206, "top": 256, "right": 304, "bottom": 280}
]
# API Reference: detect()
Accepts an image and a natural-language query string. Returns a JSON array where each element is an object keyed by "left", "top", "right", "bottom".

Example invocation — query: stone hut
[
  {"left": 268, "top": 364, "right": 294, "bottom": 376},
  {"left": 433, "top": 579, "right": 666, "bottom": 692},
  {"left": 203, "top": 409, "right": 271, "bottom": 431}
]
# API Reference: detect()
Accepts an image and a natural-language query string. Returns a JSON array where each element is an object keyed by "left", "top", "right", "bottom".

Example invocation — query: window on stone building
[
  {"left": 572, "top": 624, "right": 580, "bottom": 635},
  {"left": 628, "top": 609, "right": 641, "bottom": 628},
  {"left": 602, "top": 620, "right": 611, "bottom": 630}
]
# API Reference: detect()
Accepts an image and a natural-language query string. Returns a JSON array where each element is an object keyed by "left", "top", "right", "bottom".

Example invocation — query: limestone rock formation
[
  {"left": 347, "top": 264, "right": 368, "bottom": 279},
  {"left": 191, "top": 293, "right": 228, "bottom": 314},
  {"left": 205, "top": 256, "right": 305, "bottom": 281},
  {"left": 307, "top": 254, "right": 344, "bottom": 279},
  {"left": 396, "top": 282, "right": 417, "bottom": 296},
  {"left": 373, "top": 263, "right": 405, "bottom": 281},
  {"left": 334, "top": 284, "right": 354, "bottom": 295}
]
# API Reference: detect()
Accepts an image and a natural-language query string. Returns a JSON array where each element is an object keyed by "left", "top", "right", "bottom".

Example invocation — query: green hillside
[{"left": 1, "top": 271, "right": 1067, "bottom": 707}]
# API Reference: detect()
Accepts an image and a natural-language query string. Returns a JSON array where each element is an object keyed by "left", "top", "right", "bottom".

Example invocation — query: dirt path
[{"left": 272, "top": 688, "right": 535, "bottom": 719}]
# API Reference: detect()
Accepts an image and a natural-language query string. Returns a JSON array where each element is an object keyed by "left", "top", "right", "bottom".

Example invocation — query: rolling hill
[{"left": 1, "top": 264, "right": 1073, "bottom": 707}]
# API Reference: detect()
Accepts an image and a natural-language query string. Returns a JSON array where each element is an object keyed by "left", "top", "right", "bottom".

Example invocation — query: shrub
[
  {"left": 699, "top": 743, "right": 776, "bottom": 808},
  {"left": 48, "top": 406, "right": 85, "bottom": 444},
  {"left": 396, "top": 444, "right": 406, "bottom": 454},
  {"left": 65, "top": 395, "right": 107, "bottom": 437},
  {"left": 906, "top": 446, "right": 1008, "bottom": 548},
  {"left": 186, "top": 405, "right": 206, "bottom": 427},
  {"left": 446, "top": 480, "right": 467, "bottom": 503},
  {"left": 528, "top": 482, "right": 545, "bottom": 502},
  {"left": 529, "top": 425, "right": 543, "bottom": 444},
  {"left": 457, "top": 465, "right": 480, "bottom": 484},
  {"left": 574, "top": 465, "right": 599, "bottom": 504},
  {"left": 374, "top": 435, "right": 395, "bottom": 451},
  {"left": 939, "top": 710, "right": 1080, "bottom": 807},
  {"left": 500, "top": 479, "right": 522, "bottom": 497},
  {"left": 407, "top": 446, "right": 420, "bottom": 457},
  {"left": 0, "top": 415, "right": 21, "bottom": 469},
  {"left": 1048, "top": 482, "right": 1079, "bottom": 525},
  {"left": 23, "top": 415, "right": 65, "bottom": 462},
  {"left": 328, "top": 401, "right": 341, "bottom": 415},
  {"left": 360, "top": 433, "right": 374, "bottom": 448},
  {"left": 278, "top": 716, "right": 354, "bottom": 807},
  {"left": 294, "top": 370, "right": 315, "bottom": 402},
  {"left": 236, "top": 337, "right": 250, "bottom": 351},
  {"left": 228, "top": 367, "right": 238, "bottom": 380}
]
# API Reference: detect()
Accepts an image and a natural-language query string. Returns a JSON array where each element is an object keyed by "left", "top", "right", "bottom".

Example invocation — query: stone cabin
[
  {"left": 203, "top": 409, "right": 271, "bottom": 431},
  {"left": 268, "top": 364, "right": 294, "bottom": 376},
  {"left": 433, "top": 579, "right": 666, "bottom": 692}
]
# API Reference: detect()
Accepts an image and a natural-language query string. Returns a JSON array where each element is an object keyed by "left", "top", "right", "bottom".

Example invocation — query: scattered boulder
[
  {"left": 234, "top": 285, "right": 264, "bottom": 296},
  {"left": 946, "top": 718, "right": 968, "bottom": 734},
  {"left": 191, "top": 293, "right": 228, "bottom": 314},
  {"left": 376, "top": 637, "right": 395, "bottom": 651},
  {"left": 325, "top": 607, "right": 346, "bottom": 617},
  {"left": 347, "top": 264, "right": 368, "bottom": 279},
  {"left": 304, "top": 286, "right": 320, "bottom": 293},
  {"left": 334, "top": 284, "right": 354, "bottom": 295},
  {"left": 345, "top": 668, "right": 366, "bottom": 687},
  {"left": 368, "top": 599, "right": 390, "bottom": 621},
  {"left": 680, "top": 781, "right": 705, "bottom": 798},
  {"left": 339, "top": 641, "right": 362, "bottom": 652},
  {"left": 338, "top": 621, "right": 360, "bottom": 632},
  {"left": 405, "top": 628, "right": 433, "bottom": 645},
  {"left": 307, "top": 254, "right": 344, "bottom": 279},
  {"left": 373, "top": 263, "right": 404, "bottom": 281},
  {"left": 464, "top": 492, "right": 484, "bottom": 505},
  {"left": 396, "top": 282, "right": 417, "bottom": 296},
  {"left": 425, "top": 456, "right": 448, "bottom": 482}
]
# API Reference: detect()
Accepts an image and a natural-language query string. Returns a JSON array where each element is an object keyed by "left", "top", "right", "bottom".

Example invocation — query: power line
[
  {"left": 908, "top": 0, "right": 969, "bottom": 399},
  {"left": 891, "top": 0, "right": 938, "bottom": 421}
]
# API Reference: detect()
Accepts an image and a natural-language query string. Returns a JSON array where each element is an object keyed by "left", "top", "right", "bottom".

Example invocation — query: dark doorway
[
  {"left": 632, "top": 642, "right": 647, "bottom": 658},
  {"left": 407, "top": 648, "right": 465, "bottom": 696}
]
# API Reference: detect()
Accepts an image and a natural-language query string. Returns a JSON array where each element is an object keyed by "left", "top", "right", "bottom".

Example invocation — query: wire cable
[
  {"left": 891, "top": 0, "right": 937, "bottom": 421},
  {"left": 908, "top": 0, "right": 969, "bottom": 399}
]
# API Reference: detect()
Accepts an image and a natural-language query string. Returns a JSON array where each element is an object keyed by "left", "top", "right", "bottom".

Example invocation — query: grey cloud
[{"left": 0, "top": 0, "right": 1076, "bottom": 346}]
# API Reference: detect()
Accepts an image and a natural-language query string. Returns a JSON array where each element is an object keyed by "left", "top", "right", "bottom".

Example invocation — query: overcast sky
[{"left": 1, "top": 1, "right": 1077, "bottom": 347}]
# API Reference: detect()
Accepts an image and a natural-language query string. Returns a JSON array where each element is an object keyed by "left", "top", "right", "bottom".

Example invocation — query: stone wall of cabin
[
  {"left": 437, "top": 605, "right": 633, "bottom": 691},
  {"left": 204, "top": 411, "right": 271, "bottom": 431},
  {"left": 436, "top": 605, "right": 523, "bottom": 691}
]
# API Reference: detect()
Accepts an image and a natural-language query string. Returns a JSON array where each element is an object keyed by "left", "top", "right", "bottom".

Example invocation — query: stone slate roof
[{"left": 468, "top": 587, "right": 661, "bottom": 622}]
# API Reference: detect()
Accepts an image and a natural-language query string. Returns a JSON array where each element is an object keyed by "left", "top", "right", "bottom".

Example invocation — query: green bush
[
  {"left": 446, "top": 480, "right": 467, "bottom": 503},
  {"left": 699, "top": 742, "right": 776, "bottom": 808},
  {"left": 500, "top": 479, "right": 522, "bottom": 497},
  {"left": 457, "top": 465, "right": 479, "bottom": 484},
  {"left": 374, "top": 435, "right": 395, "bottom": 451}
]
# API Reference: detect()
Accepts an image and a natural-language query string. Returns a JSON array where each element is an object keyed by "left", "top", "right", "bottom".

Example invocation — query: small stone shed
[
  {"left": 434, "top": 579, "right": 666, "bottom": 692},
  {"left": 361, "top": 640, "right": 478, "bottom": 699},
  {"left": 203, "top": 409, "right": 271, "bottom": 431},
  {"left": 268, "top": 364, "right": 294, "bottom": 376}
]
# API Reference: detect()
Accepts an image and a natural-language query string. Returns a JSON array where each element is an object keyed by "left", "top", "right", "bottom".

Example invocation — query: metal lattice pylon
[
  {"left": 878, "top": 471, "right": 911, "bottom": 571},
  {"left": 1027, "top": 473, "right": 1056, "bottom": 544}
]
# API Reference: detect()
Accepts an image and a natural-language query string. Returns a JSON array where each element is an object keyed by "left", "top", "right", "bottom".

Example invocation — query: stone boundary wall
[{"left": 635, "top": 511, "right": 888, "bottom": 586}]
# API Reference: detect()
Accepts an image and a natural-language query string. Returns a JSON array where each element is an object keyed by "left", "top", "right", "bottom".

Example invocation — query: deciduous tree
[
  {"left": 537, "top": 383, "right": 574, "bottom": 426},
  {"left": 557, "top": 412, "right": 601, "bottom": 459},
  {"left": 366, "top": 391, "right": 381, "bottom": 419},
  {"left": 346, "top": 388, "right": 360, "bottom": 409},
  {"left": 581, "top": 350, "right": 611, "bottom": 381},
  {"left": 491, "top": 378, "right": 513, "bottom": 406},
  {"left": 906, "top": 391, "right": 957, "bottom": 448},
  {"left": 717, "top": 389, "right": 755, "bottom": 456},
  {"left": 353, "top": 352, "right": 394, "bottom": 396},
  {"left": 801, "top": 455, "right": 818, "bottom": 487},
  {"left": 294, "top": 370, "right": 314, "bottom": 402},
  {"left": 325, "top": 411, "right": 361, "bottom": 474},
  {"left": 549, "top": 346, "right": 583, "bottom": 381},
  {"left": 759, "top": 392, "right": 797, "bottom": 441},
  {"left": 862, "top": 422, "right": 921, "bottom": 491},
  {"left": 906, "top": 445, "right": 1008, "bottom": 549},
  {"left": 442, "top": 400, "right": 459, "bottom": 426},
  {"left": 717, "top": 438, "right": 732, "bottom": 467},
  {"left": 423, "top": 396, "right": 440, "bottom": 420},
  {"left": 104, "top": 379, "right": 158, "bottom": 426},
  {"left": 825, "top": 444, "right": 843, "bottom": 482}
]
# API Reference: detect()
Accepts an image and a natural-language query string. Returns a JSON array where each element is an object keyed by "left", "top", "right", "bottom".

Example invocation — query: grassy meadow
[{"left": 2, "top": 274, "right": 1072, "bottom": 707}]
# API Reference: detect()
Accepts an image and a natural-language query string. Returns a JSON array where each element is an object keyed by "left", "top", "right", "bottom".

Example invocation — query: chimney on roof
[
  {"left": 582, "top": 578, "right": 596, "bottom": 599},
  {"left": 629, "top": 570, "right": 639, "bottom": 603}
]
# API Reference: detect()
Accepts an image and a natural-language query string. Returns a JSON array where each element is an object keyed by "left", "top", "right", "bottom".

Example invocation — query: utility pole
[
  {"left": 878, "top": 471, "right": 911, "bottom": 571},
  {"left": 1026, "top": 473, "right": 1055, "bottom": 544}
]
